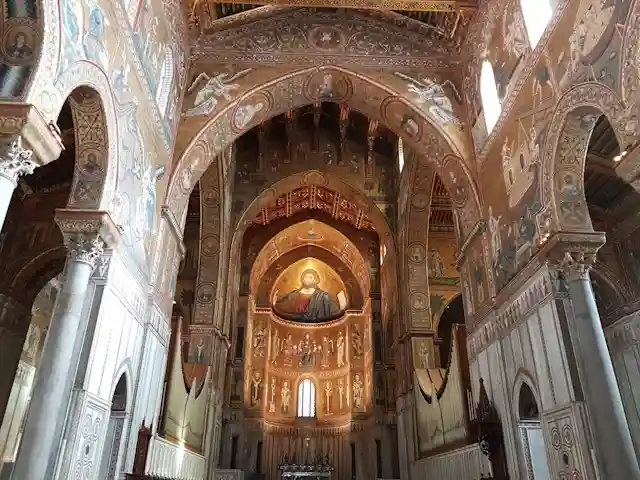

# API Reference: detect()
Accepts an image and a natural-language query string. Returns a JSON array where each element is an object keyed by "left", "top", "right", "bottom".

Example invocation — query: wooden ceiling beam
[{"left": 202, "top": 0, "right": 476, "bottom": 12}]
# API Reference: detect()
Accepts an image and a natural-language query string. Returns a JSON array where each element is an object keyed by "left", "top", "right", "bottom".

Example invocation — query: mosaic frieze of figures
[
  {"left": 453, "top": 0, "right": 640, "bottom": 323},
  {"left": 244, "top": 311, "right": 373, "bottom": 421}
]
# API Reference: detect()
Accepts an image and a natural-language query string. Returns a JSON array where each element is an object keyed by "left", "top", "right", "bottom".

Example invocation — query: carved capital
[
  {"left": 0, "top": 138, "right": 36, "bottom": 183},
  {"left": 54, "top": 209, "right": 121, "bottom": 267},
  {"left": 541, "top": 231, "right": 606, "bottom": 283},
  {"left": 63, "top": 234, "right": 105, "bottom": 267}
]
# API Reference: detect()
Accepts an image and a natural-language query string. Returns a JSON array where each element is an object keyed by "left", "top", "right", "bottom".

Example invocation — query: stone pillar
[
  {"left": 12, "top": 209, "right": 119, "bottom": 480},
  {"left": 0, "top": 102, "right": 63, "bottom": 233},
  {"left": 548, "top": 233, "right": 640, "bottom": 479},
  {"left": 0, "top": 294, "right": 30, "bottom": 420}
]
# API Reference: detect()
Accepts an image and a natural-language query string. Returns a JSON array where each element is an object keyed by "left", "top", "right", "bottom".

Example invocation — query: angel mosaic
[
  {"left": 185, "top": 69, "right": 252, "bottom": 117},
  {"left": 394, "top": 72, "right": 462, "bottom": 128}
]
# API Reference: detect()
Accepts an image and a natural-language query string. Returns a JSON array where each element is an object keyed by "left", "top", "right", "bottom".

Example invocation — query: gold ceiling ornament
[
  {"left": 253, "top": 185, "right": 374, "bottom": 231},
  {"left": 200, "top": 0, "right": 476, "bottom": 12}
]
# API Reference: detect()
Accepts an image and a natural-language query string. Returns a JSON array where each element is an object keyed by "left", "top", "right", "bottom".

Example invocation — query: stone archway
[
  {"left": 539, "top": 82, "right": 632, "bottom": 235},
  {"left": 249, "top": 219, "right": 371, "bottom": 301},
  {"left": 166, "top": 66, "right": 482, "bottom": 233},
  {"left": 163, "top": 67, "right": 484, "bottom": 334},
  {"left": 63, "top": 83, "right": 116, "bottom": 212},
  {"left": 25, "top": 62, "right": 118, "bottom": 214},
  {"left": 227, "top": 170, "right": 394, "bottom": 335}
]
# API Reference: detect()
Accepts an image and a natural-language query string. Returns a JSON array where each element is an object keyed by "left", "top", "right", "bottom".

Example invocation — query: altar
[{"left": 279, "top": 456, "right": 334, "bottom": 480}]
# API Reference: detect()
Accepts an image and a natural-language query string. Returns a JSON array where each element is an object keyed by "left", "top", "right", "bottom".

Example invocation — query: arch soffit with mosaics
[
  {"left": 166, "top": 66, "right": 482, "bottom": 236},
  {"left": 228, "top": 170, "right": 396, "bottom": 322},
  {"left": 230, "top": 171, "right": 395, "bottom": 263},
  {"left": 249, "top": 219, "right": 371, "bottom": 299},
  {"left": 539, "top": 82, "right": 635, "bottom": 234},
  {"left": 25, "top": 60, "right": 120, "bottom": 214}
]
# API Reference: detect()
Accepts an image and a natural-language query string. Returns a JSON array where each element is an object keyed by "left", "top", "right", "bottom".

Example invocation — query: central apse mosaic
[{"left": 272, "top": 258, "right": 348, "bottom": 323}]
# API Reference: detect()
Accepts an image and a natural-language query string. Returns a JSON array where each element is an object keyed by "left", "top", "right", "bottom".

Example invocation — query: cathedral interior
[{"left": 2, "top": 0, "right": 640, "bottom": 479}]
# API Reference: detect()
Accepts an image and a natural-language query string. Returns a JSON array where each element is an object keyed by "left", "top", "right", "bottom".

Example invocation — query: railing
[
  {"left": 412, "top": 442, "right": 493, "bottom": 479},
  {"left": 145, "top": 435, "right": 206, "bottom": 480}
]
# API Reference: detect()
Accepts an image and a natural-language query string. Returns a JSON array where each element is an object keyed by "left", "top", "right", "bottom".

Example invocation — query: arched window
[
  {"left": 520, "top": 0, "right": 552, "bottom": 49},
  {"left": 397, "top": 138, "right": 405, "bottom": 173},
  {"left": 480, "top": 61, "right": 501, "bottom": 134},
  {"left": 156, "top": 47, "right": 174, "bottom": 117},
  {"left": 297, "top": 379, "right": 316, "bottom": 418}
]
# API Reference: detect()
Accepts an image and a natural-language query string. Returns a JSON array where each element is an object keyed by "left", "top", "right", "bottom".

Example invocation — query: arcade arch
[
  {"left": 165, "top": 67, "right": 483, "bottom": 344},
  {"left": 0, "top": 87, "right": 114, "bottom": 478},
  {"left": 540, "top": 83, "right": 633, "bottom": 236}
]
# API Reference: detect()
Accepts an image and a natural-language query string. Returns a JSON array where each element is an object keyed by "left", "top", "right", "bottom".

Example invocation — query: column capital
[
  {"left": 0, "top": 138, "right": 37, "bottom": 184},
  {"left": 540, "top": 231, "right": 606, "bottom": 282},
  {"left": 54, "top": 209, "right": 121, "bottom": 267}
]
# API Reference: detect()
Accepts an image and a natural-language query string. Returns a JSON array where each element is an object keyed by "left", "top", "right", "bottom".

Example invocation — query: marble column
[
  {"left": 0, "top": 294, "right": 30, "bottom": 430},
  {"left": 0, "top": 139, "right": 36, "bottom": 231},
  {"left": 560, "top": 249, "right": 640, "bottom": 479},
  {"left": 12, "top": 210, "right": 119, "bottom": 480}
]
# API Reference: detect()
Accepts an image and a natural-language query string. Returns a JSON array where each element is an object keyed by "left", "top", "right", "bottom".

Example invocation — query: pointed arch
[
  {"left": 165, "top": 66, "right": 480, "bottom": 232},
  {"left": 162, "top": 66, "right": 483, "bottom": 344},
  {"left": 540, "top": 83, "right": 629, "bottom": 234},
  {"left": 28, "top": 61, "right": 120, "bottom": 213},
  {"left": 512, "top": 370, "right": 543, "bottom": 417}
]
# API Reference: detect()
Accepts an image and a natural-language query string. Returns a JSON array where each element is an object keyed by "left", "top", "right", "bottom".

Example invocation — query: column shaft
[
  {"left": 0, "top": 295, "right": 30, "bottom": 421},
  {"left": 12, "top": 255, "right": 96, "bottom": 479},
  {"left": 569, "top": 275, "right": 640, "bottom": 479}
]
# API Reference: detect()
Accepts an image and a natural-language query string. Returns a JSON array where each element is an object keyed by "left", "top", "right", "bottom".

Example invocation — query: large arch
[
  {"left": 249, "top": 219, "right": 370, "bottom": 300},
  {"left": 166, "top": 66, "right": 482, "bottom": 236},
  {"left": 164, "top": 67, "right": 484, "bottom": 335},
  {"left": 9, "top": 247, "right": 66, "bottom": 306},
  {"left": 539, "top": 82, "right": 633, "bottom": 234},
  {"left": 227, "top": 170, "right": 396, "bottom": 332},
  {"left": 25, "top": 61, "right": 119, "bottom": 213}
]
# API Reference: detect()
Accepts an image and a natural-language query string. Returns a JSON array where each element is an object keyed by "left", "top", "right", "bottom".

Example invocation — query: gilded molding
[
  {"left": 205, "top": 0, "right": 471, "bottom": 11},
  {"left": 467, "top": 269, "right": 553, "bottom": 360},
  {"left": 467, "top": 231, "right": 607, "bottom": 359}
]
